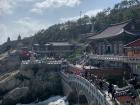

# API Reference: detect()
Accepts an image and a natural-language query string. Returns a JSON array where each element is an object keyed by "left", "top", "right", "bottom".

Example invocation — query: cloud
[
  {"left": 60, "top": 16, "right": 79, "bottom": 23},
  {"left": 60, "top": 9, "right": 102, "bottom": 22},
  {"left": 85, "top": 9, "right": 102, "bottom": 17},
  {"left": 0, "top": 0, "right": 35, "bottom": 16},
  {"left": 31, "top": 0, "right": 81, "bottom": 13},
  {"left": 0, "top": 17, "right": 47, "bottom": 44},
  {"left": 0, "top": 24, "right": 10, "bottom": 43},
  {"left": 0, "top": 0, "right": 15, "bottom": 15},
  {"left": 14, "top": 17, "right": 47, "bottom": 37},
  {"left": 18, "top": 0, "right": 34, "bottom": 2}
]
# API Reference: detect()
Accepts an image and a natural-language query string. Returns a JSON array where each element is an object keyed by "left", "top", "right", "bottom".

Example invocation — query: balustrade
[
  {"left": 60, "top": 72, "right": 112, "bottom": 105},
  {"left": 89, "top": 54, "right": 140, "bottom": 63}
]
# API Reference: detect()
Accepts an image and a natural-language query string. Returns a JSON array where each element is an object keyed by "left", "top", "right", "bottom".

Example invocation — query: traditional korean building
[
  {"left": 45, "top": 42, "right": 75, "bottom": 58},
  {"left": 88, "top": 19, "right": 140, "bottom": 79},
  {"left": 89, "top": 20, "right": 140, "bottom": 55},
  {"left": 124, "top": 39, "right": 140, "bottom": 77},
  {"left": 33, "top": 42, "right": 75, "bottom": 58},
  {"left": 33, "top": 44, "right": 46, "bottom": 57},
  {"left": 124, "top": 38, "right": 140, "bottom": 57}
]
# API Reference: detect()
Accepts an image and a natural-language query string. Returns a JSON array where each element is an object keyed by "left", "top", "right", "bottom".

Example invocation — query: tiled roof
[
  {"left": 89, "top": 21, "right": 129, "bottom": 40},
  {"left": 45, "top": 42, "right": 73, "bottom": 46},
  {"left": 124, "top": 38, "right": 140, "bottom": 47}
]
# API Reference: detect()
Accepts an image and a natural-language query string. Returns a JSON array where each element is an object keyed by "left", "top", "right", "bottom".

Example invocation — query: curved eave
[
  {"left": 89, "top": 30, "right": 140, "bottom": 41},
  {"left": 89, "top": 29, "right": 124, "bottom": 40},
  {"left": 124, "top": 30, "right": 140, "bottom": 36}
]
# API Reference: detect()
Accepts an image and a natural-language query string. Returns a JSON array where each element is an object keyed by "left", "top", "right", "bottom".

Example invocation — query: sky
[{"left": 0, "top": 0, "right": 122, "bottom": 44}]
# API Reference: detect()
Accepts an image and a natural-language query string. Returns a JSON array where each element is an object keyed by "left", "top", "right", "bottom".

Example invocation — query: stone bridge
[{"left": 60, "top": 72, "right": 113, "bottom": 105}]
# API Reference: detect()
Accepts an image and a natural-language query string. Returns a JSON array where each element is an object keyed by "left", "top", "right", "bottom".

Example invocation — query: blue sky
[{"left": 0, "top": 0, "right": 122, "bottom": 44}]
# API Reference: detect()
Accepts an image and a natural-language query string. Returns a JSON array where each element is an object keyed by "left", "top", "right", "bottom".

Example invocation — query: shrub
[{"left": 15, "top": 74, "right": 30, "bottom": 81}]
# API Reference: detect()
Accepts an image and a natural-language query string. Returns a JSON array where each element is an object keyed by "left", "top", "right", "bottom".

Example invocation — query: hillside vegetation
[
  {"left": 33, "top": 0, "right": 140, "bottom": 44},
  {"left": 0, "top": 0, "right": 140, "bottom": 53}
]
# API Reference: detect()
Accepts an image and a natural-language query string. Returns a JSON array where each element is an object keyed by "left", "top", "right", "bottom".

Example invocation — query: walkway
[
  {"left": 89, "top": 54, "right": 140, "bottom": 64},
  {"left": 85, "top": 77, "right": 120, "bottom": 105},
  {"left": 61, "top": 72, "right": 118, "bottom": 105}
]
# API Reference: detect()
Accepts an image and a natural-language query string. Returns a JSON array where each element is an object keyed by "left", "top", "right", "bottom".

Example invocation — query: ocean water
[{"left": 17, "top": 96, "right": 68, "bottom": 105}]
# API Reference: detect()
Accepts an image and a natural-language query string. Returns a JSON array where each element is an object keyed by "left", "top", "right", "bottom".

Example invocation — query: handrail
[
  {"left": 89, "top": 54, "right": 140, "bottom": 63},
  {"left": 60, "top": 72, "right": 112, "bottom": 105},
  {"left": 21, "top": 60, "right": 63, "bottom": 65}
]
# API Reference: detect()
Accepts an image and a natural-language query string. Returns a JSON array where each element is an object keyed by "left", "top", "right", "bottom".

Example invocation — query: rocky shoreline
[{"left": 0, "top": 61, "right": 63, "bottom": 105}]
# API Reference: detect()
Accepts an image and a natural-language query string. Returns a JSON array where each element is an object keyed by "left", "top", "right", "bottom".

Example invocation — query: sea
[{"left": 16, "top": 96, "right": 68, "bottom": 105}]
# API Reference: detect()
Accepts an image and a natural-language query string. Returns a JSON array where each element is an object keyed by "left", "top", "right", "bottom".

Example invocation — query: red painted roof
[{"left": 124, "top": 38, "right": 140, "bottom": 47}]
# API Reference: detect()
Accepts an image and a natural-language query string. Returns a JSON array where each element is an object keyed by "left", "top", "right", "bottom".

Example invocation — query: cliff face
[
  {"left": 0, "top": 51, "right": 20, "bottom": 74},
  {"left": 0, "top": 63, "right": 62, "bottom": 105}
]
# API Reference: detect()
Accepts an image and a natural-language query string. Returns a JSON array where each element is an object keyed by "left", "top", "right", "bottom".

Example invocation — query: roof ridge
[
  {"left": 88, "top": 19, "right": 135, "bottom": 40},
  {"left": 93, "top": 19, "right": 132, "bottom": 35},
  {"left": 110, "top": 19, "right": 132, "bottom": 26},
  {"left": 124, "top": 38, "right": 140, "bottom": 47}
]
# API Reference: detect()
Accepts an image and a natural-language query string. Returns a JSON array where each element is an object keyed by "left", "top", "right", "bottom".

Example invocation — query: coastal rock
[
  {"left": 0, "top": 63, "right": 62, "bottom": 105},
  {"left": 0, "top": 71, "right": 21, "bottom": 93},
  {"left": 2, "top": 87, "right": 29, "bottom": 105}
]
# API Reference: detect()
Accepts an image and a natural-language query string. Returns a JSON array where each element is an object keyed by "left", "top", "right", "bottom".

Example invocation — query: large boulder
[
  {"left": 0, "top": 51, "right": 20, "bottom": 74},
  {"left": 2, "top": 87, "right": 29, "bottom": 105},
  {"left": 0, "top": 71, "right": 21, "bottom": 94},
  {"left": 0, "top": 63, "right": 62, "bottom": 105},
  {"left": 20, "top": 69, "right": 34, "bottom": 79}
]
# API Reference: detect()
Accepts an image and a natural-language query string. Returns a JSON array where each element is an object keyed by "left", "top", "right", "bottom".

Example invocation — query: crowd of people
[
  {"left": 82, "top": 71, "right": 116, "bottom": 100},
  {"left": 82, "top": 72, "right": 137, "bottom": 104},
  {"left": 68, "top": 62, "right": 137, "bottom": 105}
]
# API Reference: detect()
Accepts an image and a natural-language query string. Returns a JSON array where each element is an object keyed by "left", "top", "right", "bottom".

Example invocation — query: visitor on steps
[
  {"left": 108, "top": 83, "right": 113, "bottom": 96},
  {"left": 112, "top": 88, "right": 116, "bottom": 100}
]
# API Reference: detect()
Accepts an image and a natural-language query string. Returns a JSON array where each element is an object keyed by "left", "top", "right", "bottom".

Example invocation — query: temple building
[
  {"left": 33, "top": 42, "right": 75, "bottom": 58},
  {"left": 124, "top": 38, "right": 140, "bottom": 77},
  {"left": 45, "top": 42, "right": 75, "bottom": 58},
  {"left": 88, "top": 19, "right": 140, "bottom": 79},
  {"left": 33, "top": 44, "right": 46, "bottom": 57},
  {"left": 89, "top": 20, "right": 140, "bottom": 55},
  {"left": 124, "top": 38, "right": 140, "bottom": 57}
]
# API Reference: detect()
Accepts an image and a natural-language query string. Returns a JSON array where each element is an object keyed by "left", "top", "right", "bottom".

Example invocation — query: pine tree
[
  {"left": 18, "top": 35, "right": 21, "bottom": 41},
  {"left": 7, "top": 37, "right": 11, "bottom": 42}
]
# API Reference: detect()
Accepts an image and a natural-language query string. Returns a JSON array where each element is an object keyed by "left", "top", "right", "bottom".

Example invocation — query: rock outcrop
[
  {"left": 0, "top": 51, "right": 20, "bottom": 74},
  {"left": 0, "top": 71, "right": 21, "bottom": 93},
  {"left": 0, "top": 63, "right": 62, "bottom": 105},
  {"left": 2, "top": 87, "right": 29, "bottom": 105}
]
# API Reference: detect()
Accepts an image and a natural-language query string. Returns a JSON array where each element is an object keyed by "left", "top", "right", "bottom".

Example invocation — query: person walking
[
  {"left": 112, "top": 88, "right": 116, "bottom": 100},
  {"left": 99, "top": 80, "right": 103, "bottom": 89},
  {"left": 108, "top": 83, "right": 113, "bottom": 96}
]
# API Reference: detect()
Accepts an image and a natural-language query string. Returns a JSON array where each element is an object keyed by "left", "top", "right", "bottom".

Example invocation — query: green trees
[
  {"left": 1, "top": 0, "right": 140, "bottom": 52},
  {"left": 33, "top": 0, "right": 140, "bottom": 44}
]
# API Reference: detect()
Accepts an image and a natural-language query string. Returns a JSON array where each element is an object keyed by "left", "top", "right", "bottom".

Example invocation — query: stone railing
[
  {"left": 21, "top": 59, "right": 63, "bottom": 65},
  {"left": 89, "top": 54, "right": 140, "bottom": 64},
  {"left": 61, "top": 72, "right": 112, "bottom": 105}
]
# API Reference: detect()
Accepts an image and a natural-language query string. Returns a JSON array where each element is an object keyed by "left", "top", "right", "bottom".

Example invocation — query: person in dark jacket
[
  {"left": 108, "top": 83, "right": 113, "bottom": 96},
  {"left": 99, "top": 80, "right": 103, "bottom": 89},
  {"left": 112, "top": 89, "right": 116, "bottom": 100}
]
